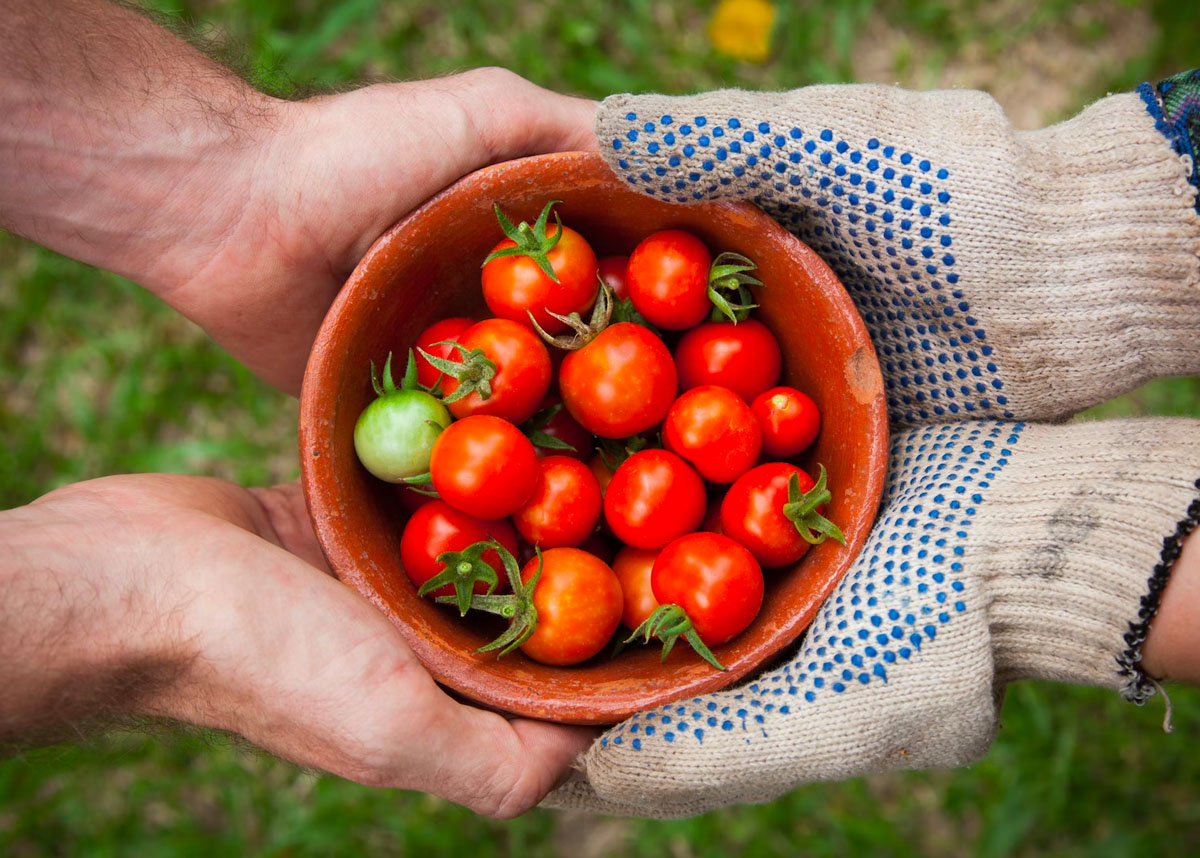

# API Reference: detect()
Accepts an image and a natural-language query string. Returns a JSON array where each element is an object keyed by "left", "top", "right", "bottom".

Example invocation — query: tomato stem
[
  {"left": 418, "top": 539, "right": 502, "bottom": 615},
  {"left": 520, "top": 402, "right": 580, "bottom": 453},
  {"left": 482, "top": 200, "right": 565, "bottom": 283},
  {"left": 626, "top": 604, "right": 726, "bottom": 671},
  {"left": 417, "top": 342, "right": 498, "bottom": 404},
  {"left": 597, "top": 433, "right": 654, "bottom": 472},
  {"left": 781, "top": 464, "right": 846, "bottom": 545},
  {"left": 527, "top": 278, "right": 615, "bottom": 351},
  {"left": 434, "top": 541, "right": 542, "bottom": 657},
  {"left": 707, "top": 251, "right": 763, "bottom": 324}
]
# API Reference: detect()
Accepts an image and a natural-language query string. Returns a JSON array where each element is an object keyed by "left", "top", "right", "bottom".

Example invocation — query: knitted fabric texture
[
  {"left": 544, "top": 419, "right": 1200, "bottom": 819},
  {"left": 1143, "top": 68, "right": 1200, "bottom": 212},
  {"left": 596, "top": 86, "right": 1200, "bottom": 428}
]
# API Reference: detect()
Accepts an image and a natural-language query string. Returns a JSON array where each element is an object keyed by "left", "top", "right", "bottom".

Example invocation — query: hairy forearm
[
  {"left": 0, "top": 0, "right": 279, "bottom": 291},
  {"left": 0, "top": 491, "right": 185, "bottom": 745}
]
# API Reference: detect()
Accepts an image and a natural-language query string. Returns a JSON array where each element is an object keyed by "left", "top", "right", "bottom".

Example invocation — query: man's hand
[
  {"left": 0, "top": 475, "right": 594, "bottom": 817},
  {"left": 0, "top": 0, "right": 597, "bottom": 393}
]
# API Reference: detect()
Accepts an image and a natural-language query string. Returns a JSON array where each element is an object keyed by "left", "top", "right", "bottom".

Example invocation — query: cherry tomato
[
  {"left": 597, "top": 256, "right": 629, "bottom": 301},
  {"left": 675, "top": 319, "right": 782, "bottom": 402},
  {"left": 721, "top": 462, "right": 826, "bottom": 568},
  {"left": 482, "top": 215, "right": 598, "bottom": 335},
  {"left": 559, "top": 322, "right": 677, "bottom": 438},
  {"left": 414, "top": 316, "right": 473, "bottom": 390},
  {"left": 652, "top": 532, "right": 763, "bottom": 646},
  {"left": 430, "top": 415, "right": 539, "bottom": 520},
  {"left": 513, "top": 456, "right": 603, "bottom": 548},
  {"left": 525, "top": 395, "right": 593, "bottom": 461},
  {"left": 751, "top": 386, "right": 821, "bottom": 458},
  {"left": 612, "top": 546, "right": 661, "bottom": 630},
  {"left": 604, "top": 449, "right": 706, "bottom": 549},
  {"left": 519, "top": 548, "right": 623, "bottom": 666},
  {"left": 353, "top": 357, "right": 451, "bottom": 483},
  {"left": 399, "top": 501, "right": 518, "bottom": 597},
  {"left": 626, "top": 230, "right": 712, "bottom": 330},
  {"left": 663, "top": 385, "right": 763, "bottom": 484},
  {"left": 440, "top": 318, "right": 551, "bottom": 424}
]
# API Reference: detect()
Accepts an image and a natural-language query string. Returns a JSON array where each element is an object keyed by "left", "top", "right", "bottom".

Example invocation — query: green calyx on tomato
[
  {"left": 417, "top": 538, "right": 502, "bottom": 616},
  {"left": 436, "top": 539, "right": 541, "bottom": 657},
  {"left": 418, "top": 341, "right": 497, "bottom": 405},
  {"left": 626, "top": 603, "right": 725, "bottom": 671},
  {"left": 707, "top": 251, "right": 763, "bottom": 324},
  {"left": 353, "top": 350, "right": 451, "bottom": 488},
  {"left": 527, "top": 278, "right": 614, "bottom": 351},
  {"left": 783, "top": 464, "right": 846, "bottom": 545},
  {"left": 596, "top": 433, "right": 655, "bottom": 472},
  {"left": 521, "top": 401, "right": 581, "bottom": 454},
  {"left": 482, "top": 199, "right": 566, "bottom": 283},
  {"left": 610, "top": 293, "right": 660, "bottom": 334}
]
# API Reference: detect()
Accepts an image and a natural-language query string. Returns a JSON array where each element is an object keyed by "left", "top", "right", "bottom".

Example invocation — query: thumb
[{"left": 431, "top": 66, "right": 599, "bottom": 166}]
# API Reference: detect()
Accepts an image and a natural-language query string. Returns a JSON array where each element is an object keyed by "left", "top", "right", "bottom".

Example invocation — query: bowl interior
[{"left": 300, "top": 151, "right": 888, "bottom": 724}]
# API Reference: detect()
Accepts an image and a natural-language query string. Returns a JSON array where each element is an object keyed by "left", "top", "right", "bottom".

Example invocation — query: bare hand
[{"left": 3, "top": 475, "right": 594, "bottom": 817}]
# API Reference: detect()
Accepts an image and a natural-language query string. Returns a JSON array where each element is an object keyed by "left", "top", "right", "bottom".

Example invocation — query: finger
[
  {"left": 404, "top": 694, "right": 598, "bottom": 818},
  {"left": 434, "top": 67, "right": 599, "bottom": 166}
]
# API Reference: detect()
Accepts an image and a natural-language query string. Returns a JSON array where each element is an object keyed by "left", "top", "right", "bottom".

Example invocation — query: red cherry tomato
[
  {"left": 626, "top": 230, "right": 712, "bottom": 330},
  {"left": 430, "top": 415, "right": 539, "bottom": 520},
  {"left": 675, "top": 319, "right": 782, "bottom": 402},
  {"left": 399, "top": 501, "right": 518, "bottom": 597},
  {"left": 440, "top": 318, "right": 551, "bottom": 424},
  {"left": 414, "top": 316, "right": 474, "bottom": 390},
  {"left": 559, "top": 322, "right": 678, "bottom": 438},
  {"left": 663, "top": 385, "right": 763, "bottom": 484},
  {"left": 604, "top": 449, "right": 706, "bottom": 549},
  {"left": 527, "top": 395, "right": 594, "bottom": 461},
  {"left": 751, "top": 386, "right": 821, "bottom": 458},
  {"left": 612, "top": 546, "right": 661, "bottom": 630},
  {"left": 720, "top": 462, "right": 824, "bottom": 568},
  {"left": 597, "top": 256, "right": 630, "bottom": 301},
  {"left": 519, "top": 548, "right": 623, "bottom": 666},
  {"left": 652, "top": 532, "right": 763, "bottom": 646},
  {"left": 512, "top": 455, "right": 603, "bottom": 549},
  {"left": 482, "top": 222, "right": 598, "bottom": 334}
]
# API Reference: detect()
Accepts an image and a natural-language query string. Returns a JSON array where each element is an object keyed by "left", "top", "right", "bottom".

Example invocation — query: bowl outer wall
[{"left": 299, "top": 152, "right": 888, "bottom": 725}]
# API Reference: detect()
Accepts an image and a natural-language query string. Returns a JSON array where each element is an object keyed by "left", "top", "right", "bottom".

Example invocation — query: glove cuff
[{"left": 977, "top": 419, "right": 1200, "bottom": 695}]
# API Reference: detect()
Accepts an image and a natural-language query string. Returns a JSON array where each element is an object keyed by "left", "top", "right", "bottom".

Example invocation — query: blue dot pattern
[
  {"left": 608, "top": 111, "right": 1013, "bottom": 426},
  {"left": 597, "top": 421, "right": 1024, "bottom": 751}
]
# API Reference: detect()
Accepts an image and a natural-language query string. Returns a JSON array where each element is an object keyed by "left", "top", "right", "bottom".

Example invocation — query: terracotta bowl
[{"left": 299, "top": 151, "right": 888, "bottom": 725}]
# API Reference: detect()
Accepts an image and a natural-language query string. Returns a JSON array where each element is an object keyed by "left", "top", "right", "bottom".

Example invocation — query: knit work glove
[
  {"left": 594, "top": 82, "right": 1200, "bottom": 426},
  {"left": 542, "top": 78, "right": 1200, "bottom": 818},
  {"left": 545, "top": 418, "right": 1200, "bottom": 818}
]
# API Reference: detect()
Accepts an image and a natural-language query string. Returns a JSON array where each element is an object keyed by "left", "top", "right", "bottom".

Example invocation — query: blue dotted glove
[
  {"left": 595, "top": 85, "right": 1200, "bottom": 427},
  {"left": 542, "top": 83, "right": 1200, "bottom": 818},
  {"left": 545, "top": 418, "right": 1200, "bottom": 817}
]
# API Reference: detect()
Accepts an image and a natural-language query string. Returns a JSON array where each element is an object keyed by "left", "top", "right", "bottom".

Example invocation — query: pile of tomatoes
[{"left": 353, "top": 201, "right": 843, "bottom": 670}]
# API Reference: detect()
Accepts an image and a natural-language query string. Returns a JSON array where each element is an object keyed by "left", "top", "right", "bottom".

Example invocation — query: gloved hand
[
  {"left": 546, "top": 418, "right": 1200, "bottom": 817},
  {"left": 543, "top": 77, "right": 1200, "bottom": 818},
  {"left": 595, "top": 80, "right": 1200, "bottom": 426}
]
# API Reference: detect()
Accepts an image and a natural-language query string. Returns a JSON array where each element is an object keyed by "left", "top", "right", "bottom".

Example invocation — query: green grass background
[{"left": 2, "top": 0, "right": 1200, "bottom": 854}]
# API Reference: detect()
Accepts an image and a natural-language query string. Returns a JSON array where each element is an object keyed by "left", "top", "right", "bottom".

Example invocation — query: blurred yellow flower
[{"left": 708, "top": 0, "right": 776, "bottom": 63}]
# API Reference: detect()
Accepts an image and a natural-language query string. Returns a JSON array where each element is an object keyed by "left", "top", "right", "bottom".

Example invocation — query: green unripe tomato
[{"left": 354, "top": 388, "right": 451, "bottom": 482}]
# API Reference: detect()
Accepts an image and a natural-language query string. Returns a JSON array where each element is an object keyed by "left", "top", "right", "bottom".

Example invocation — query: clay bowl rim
[{"left": 299, "top": 150, "right": 889, "bottom": 725}]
